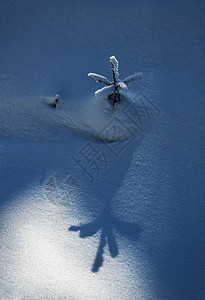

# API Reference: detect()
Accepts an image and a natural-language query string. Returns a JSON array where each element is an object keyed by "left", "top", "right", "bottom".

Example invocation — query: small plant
[
  {"left": 88, "top": 56, "right": 143, "bottom": 106},
  {"left": 51, "top": 94, "right": 60, "bottom": 108}
]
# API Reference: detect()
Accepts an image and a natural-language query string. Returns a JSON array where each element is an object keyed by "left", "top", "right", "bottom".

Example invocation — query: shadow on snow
[{"left": 69, "top": 202, "right": 141, "bottom": 273}]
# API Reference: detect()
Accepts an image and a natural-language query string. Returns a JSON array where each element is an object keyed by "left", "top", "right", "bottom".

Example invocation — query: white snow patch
[
  {"left": 94, "top": 85, "right": 115, "bottom": 97},
  {"left": 0, "top": 184, "right": 151, "bottom": 300},
  {"left": 110, "top": 56, "right": 119, "bottom": 82}
]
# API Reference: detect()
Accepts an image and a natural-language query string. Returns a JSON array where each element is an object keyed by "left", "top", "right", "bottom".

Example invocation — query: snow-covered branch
[
  {"left": 110, "top": 56, "right": 119, "bottom": 83},
  {"left": 88, "top": 73, "right": 112, "bottom": 86},
  {"left": 123, "top": 73, "right": 143, "bottom": 84},
  {"left": 88, "top": 56, "right": 143, "bottom": 106},
  {"left": 95, "top": 85, "right": 115, "bottom": 97},
  {"left": 117, "top": 81, "right": 127, "bottom": 91}
]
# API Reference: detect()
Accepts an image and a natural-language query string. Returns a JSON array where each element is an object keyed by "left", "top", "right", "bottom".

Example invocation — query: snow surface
[{"left": 1, "top": 1, "right": 205, "bottom": 299}]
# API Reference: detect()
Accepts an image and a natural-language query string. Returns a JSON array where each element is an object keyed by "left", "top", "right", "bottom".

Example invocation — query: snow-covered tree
[{"left": 88, "top": 56, "right": 143, "bottom": 105}]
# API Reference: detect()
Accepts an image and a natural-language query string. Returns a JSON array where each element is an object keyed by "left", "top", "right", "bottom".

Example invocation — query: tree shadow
[
  {"left": 69, "top": 203, "right": 141, "bottom": 273},
  {"left": 68, "top": 93, "right": 160, "bottom": 272}
]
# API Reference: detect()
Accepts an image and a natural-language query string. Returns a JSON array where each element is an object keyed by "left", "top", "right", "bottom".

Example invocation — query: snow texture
[{"left": 0, "top": 1, "right": 205, "bottom": 300}]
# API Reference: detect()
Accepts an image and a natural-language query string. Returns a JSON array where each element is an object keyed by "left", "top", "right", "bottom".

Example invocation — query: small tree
[{"left": 88, "top": 56, "right": 143, "bottom": 106}]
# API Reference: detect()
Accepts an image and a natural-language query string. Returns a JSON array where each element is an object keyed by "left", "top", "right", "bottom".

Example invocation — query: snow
[
  {"left": 110, "top": 56, "right": 119, "bottom": 82},
  {"left": 1, "top": 1, "right": 205, "bottom": 300},
  {"left": 88, "top": 73, "right": 112, "bottom": 86},
  {"left": 123, "top": 73, "right": 143, "bottom": 84},
  {"left": 94, "top": 85, "right": 115, "bottom": 98},
  {"left": 117, "top": 82, "right": 128, "bottom": 91}
]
